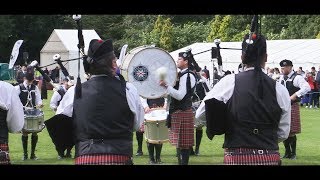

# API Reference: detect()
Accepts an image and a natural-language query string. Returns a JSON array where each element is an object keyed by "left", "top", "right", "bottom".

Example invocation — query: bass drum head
[{"left": 122, "top": 46, "right": 177, "bottom": 99}]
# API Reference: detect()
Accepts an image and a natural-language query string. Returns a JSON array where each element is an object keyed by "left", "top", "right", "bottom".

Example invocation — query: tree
[
  {"left": 159, "top": 18, "right": 173, "bottom": 51},
  {"left": 207, "top": 15, "right": 223, "bottom": 42}
]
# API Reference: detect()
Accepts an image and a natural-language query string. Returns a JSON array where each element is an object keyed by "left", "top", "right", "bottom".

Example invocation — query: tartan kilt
[
  {"left": 169, "top": 108, "right": 194, "bottom": 148},
  {"left": 290, "top": 103, "right": 301, "bottom": 135},
  {"left": 0, "top": 143, "right": 10, "bottom": 165},
  {"left": 75, "top": 154, "right": 132, "bottom": 165},
  {"left": 224, "top": 148, "right": 281, "bottom": 165}
]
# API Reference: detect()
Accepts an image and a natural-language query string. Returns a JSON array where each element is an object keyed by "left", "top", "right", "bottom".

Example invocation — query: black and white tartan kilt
[
  {"left": 224, "top": 148, "right": 281, "bottom": 165},
  {"left": 290, "top": 103, "right": 301, "bottom": 135},
  {"left": 169, "top": 108, "right": 194, "bottom": 149},
  {"left": 0, "top": 143, "right": 10, "bottom": 165},
  {"left": 75, "top": 154, "right": 132, "bottom": 165}
]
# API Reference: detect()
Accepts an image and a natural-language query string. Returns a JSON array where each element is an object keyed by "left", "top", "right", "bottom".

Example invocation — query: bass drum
[{"left": 121, "top": 46, "right": 177, "bottom": 99}]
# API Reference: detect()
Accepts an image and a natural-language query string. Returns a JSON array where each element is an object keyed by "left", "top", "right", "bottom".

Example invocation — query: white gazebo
[{"left": 40, "top": 29, "right": 101, "bottom": 82}]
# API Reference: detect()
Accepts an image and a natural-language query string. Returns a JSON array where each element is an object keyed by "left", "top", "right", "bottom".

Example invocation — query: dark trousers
[
  {"left": 147, "top": 142, "right": 163, "bottom": 163},
  {"left": 177, "top": 148, "right": 190, "bottom": 165},
  {"left": 22, "top": 133, "right": 38, "bottom": 158},
  {"left": 136, "top": 131, "right": 143, "bottom": 153},
  {"left": 283, "top": 135, "right": 297, "bottom": 159}
]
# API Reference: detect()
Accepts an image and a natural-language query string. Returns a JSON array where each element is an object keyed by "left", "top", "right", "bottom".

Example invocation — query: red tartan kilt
[
  {"left": 224, "top": 148, "right": 281, "bottom": 165},
  {"left": 75, "top": 154, "right": 131, "bottom": 165},
  {"left": 290, "top": 103, "right": 301, "bottom": 135},
  {"left": 169, "top": 108, "right": 194, "bottom": 148},
  {"left": 0, "top": 143, "right": 10, "bottom": 165}
]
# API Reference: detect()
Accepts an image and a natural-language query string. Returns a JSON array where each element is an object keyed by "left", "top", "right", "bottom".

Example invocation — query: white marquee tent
[
  {"left": 170, "top": 39, "right": 320, "bottom": 80},
  {"left": 40, "top": 29, "right": 100, "bottom": 82}
]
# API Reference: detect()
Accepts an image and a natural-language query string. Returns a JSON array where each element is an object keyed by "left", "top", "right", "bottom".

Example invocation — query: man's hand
[{"left": 159, "top": 80, "right": 168, "bottom": 88}]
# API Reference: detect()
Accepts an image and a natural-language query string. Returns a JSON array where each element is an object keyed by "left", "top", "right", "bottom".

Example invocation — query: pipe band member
[
  {"left": 196, "top": 33, "right": 291, "bottom": 165},
  {"left": 279, "top": 59, "right": 310, "bottom": 160}
]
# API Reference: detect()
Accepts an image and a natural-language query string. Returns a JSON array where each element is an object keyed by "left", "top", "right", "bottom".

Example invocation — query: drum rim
[
  {"left": 144, "top": 107, "right": 167, "bottom": 121},
  {"left": 121, "top": 46, "right": 178, "bottom": 99},
  {"left": 144, "top": 119, "right": 167, "bottom": 122},
  {"left": 145, "top": 139, "right": 169, "bottom": 144}
]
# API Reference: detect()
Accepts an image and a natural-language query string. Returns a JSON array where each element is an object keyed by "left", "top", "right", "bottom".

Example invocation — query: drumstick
[{"left": 157, "top": 67, "right": 168, "bottom": 81}]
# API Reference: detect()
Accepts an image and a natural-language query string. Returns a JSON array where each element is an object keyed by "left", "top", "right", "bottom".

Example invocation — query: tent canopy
[
  {"left": 40, "top": 29, "right": 101, "bottom": 82},
  {"left": 170, "top": 39, "right": 320, "bottom": 78}
]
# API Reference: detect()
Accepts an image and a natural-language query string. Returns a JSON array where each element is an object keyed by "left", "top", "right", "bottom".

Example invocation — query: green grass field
[{"left": 8, "top": 90, "right": 320, "bottom": 165}]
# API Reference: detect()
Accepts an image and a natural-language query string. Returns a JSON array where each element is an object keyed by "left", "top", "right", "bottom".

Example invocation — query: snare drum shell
[
  {"left": 23, "top": 109, "right": 45, "bottom": 133},
  {"left": 144, "top": 120, "right": 169, "bottom": 144}
]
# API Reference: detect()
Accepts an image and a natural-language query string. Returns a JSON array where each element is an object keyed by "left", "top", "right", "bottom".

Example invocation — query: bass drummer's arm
[
  {"left": 126, "top": 83, "right": 145, "bottom": 131},
  {"left": 140, "top": 97, "right": 153, "bottom": 113}
]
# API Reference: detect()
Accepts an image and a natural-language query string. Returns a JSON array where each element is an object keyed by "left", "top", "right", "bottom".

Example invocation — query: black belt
[
  {"left": 0, "top": 140, "right": 8, "bottom": 144},
  {"left": 225, "top": 148, "right": 279, "bottom": 155}
]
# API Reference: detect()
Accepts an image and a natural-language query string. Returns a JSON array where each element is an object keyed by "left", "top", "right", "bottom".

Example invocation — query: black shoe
[
  {"left": 22, "top": 154, "right": 28, "bottom": 160},
  {"left": 149, "top": 160, "right": 156, "bottom": 165},
  {"left": 289, "top": 154, "right": 296, "bottom": 160},
  {"left": 156, "top": 159, "right": 162, "bottom": 164},
  {"left": 136, "top": 151, "right": 143, "bottom": 156},
  {"left": 30, "top": 154, "right": 38, "bottom": 160},
  {"left": 190, "top": 149, "right": 195, "bottom": 156},
  {"left": 57, "top": 155, "right": 64, "bottom": 160},
  {"left": 195, "top": 150, "right": 200, "bottom": 156},
  {"left": 282, "top": 153, "right": 291, "bottom": 159}
]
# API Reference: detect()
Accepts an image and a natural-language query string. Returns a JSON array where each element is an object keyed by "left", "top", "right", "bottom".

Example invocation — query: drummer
[
  {"left": 15, "top": 66, "right": 43, "bottom": 161},
  {"left": 159, "top": 51, "right": 196, "bottom": 165},
  {"left": 140, "top": 97, "right": 167, "bottom": 164}
]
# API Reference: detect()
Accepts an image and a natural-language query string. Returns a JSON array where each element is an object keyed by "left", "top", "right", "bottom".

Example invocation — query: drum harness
[{"left": 21, "top": 85, "right": 36, "bottom": 110}]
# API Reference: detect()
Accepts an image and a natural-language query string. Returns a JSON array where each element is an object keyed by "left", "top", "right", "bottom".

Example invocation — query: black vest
[
  {"left": 19, "top": 83, "right": 36, "bottom": 107},
  {"left": 223, "top": 71, "right": 282, "bottom": 150},
  {"left": 281, "top": 72, "right": 301, "bottom": 102},
  {"left": 147, "top": 98, "right": 165, "bottom": 108},
  {"left": 0, "top": 109, "right": 8, "bottom": 143},
  {"left": 73, "top": 75, "right": 134, "bottom": 157},
  {"left": 170, "top": 70, "right": 196, "bottom": 112}
]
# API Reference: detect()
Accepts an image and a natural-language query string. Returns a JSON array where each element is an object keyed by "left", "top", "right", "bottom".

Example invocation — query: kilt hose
[
  {"left": 0, "top": 143, "right": 10, "bottom": 165},
  {"left": 290, "top": 103, "right": 301, "bottom": 136},
  {"left": 224, "top": 148, "right": 281, "bottom": 165},
  {"left": 75, "top": 154, "right": 132, "bottom": 165},
  {"left": 169, "top": 108, "right": 194, "bottom": 149}
]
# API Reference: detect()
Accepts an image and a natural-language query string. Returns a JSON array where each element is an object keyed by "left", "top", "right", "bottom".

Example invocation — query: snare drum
[
  {"left": 23, "top": 109, "right": 45, "bottom": 133},
  {"left": 192, "top": 101, "right": 206, "bottom": 128},
  {"left": 144, "top": 108, "right": 169, "bottom": 144}
]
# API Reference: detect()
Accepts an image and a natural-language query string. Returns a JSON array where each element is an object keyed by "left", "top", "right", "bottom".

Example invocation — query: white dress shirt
[
  {"left": 56, "top": 75, "right": 144, "bottom": 131},
  {"left": 167, "top": 68, "right": 196, "bottom": 100},
  {"left": 278, "top": 70, "right": 311, "bottom": 98},
  {"left": 14, "top": 80, "right": 43, "bottom": 107},
  {"left": 50, "top": 86, "right": 67, "bottom": 111},
  {"left": 195, "top": 68, "right": 292, "bottom": 142},
  {"left": 0, "top": 81, "right": 24, "bottom": 133}
]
